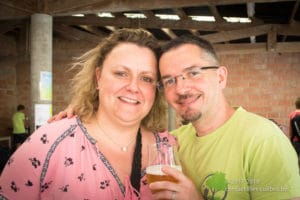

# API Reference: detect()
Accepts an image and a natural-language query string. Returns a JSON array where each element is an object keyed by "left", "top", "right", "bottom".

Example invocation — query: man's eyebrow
[
  {"left": 184, "top": 66, "right": 199, "bottom": 71},
  {"left": 160, "top": 66, "right": 198, "bottom": 80},
  {"left": 161, "top": 74, "right": 172, "bottom": 79}
]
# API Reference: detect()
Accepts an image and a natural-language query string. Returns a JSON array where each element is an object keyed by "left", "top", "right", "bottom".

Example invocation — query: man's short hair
[{"left": 159, "top": 34, "right": 218, "bottom": 62}]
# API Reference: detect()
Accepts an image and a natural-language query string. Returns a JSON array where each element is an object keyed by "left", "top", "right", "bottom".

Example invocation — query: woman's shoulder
[
  {"left": 36, "top": 116, "right": 78, "bottom": 132},
  {"left": 27, "top": 116, "right": 79, "bottom": 144}
]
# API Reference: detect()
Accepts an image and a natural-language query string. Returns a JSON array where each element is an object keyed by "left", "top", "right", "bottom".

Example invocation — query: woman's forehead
[{"left": 102, "top": 43, "right": 158, "bottom": 73}]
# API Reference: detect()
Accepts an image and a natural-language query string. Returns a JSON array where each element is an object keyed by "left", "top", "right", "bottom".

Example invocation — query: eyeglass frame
[{"left": 156, "top": 66, "right": 220, "bottom": 90}]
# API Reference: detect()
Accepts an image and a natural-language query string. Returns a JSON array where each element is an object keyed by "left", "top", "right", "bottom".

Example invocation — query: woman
[{"left": 0, "top": 29, "right": 175, "bottom": 199}]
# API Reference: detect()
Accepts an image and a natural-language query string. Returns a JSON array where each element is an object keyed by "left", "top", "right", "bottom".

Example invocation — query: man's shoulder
[{"left": 171, "top": 123, "right": 195, "bottom": 137}]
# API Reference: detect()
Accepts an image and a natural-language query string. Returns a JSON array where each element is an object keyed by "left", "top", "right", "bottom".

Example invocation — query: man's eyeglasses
[{"left": 157, "top": 66, "right": 219, "bottom": 90}]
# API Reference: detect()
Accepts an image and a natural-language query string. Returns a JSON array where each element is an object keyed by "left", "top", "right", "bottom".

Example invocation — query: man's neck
[{"left": 192, "top": 101, "right": 235, "bottom": 137}]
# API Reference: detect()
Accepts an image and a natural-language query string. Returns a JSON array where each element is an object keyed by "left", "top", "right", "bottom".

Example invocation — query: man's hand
[
  {"left": 47, "top": 105, "right": 75, "bottom": 123},
  {"left": 149, "top": 166, "right": 203, "bottom": 200}
]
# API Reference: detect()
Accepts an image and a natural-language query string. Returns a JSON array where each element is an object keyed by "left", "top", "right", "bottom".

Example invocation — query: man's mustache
[{"left": 176, "top": 94, "right": 194, "bottom": 103}]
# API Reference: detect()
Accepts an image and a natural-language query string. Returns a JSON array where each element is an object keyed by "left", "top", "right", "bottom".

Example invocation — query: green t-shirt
[
  {"left": 12, "top": 111, "right": 25, "bottom": 134},
  {"left": 172, "top": 107, "right": 300, "bottom": 200}
]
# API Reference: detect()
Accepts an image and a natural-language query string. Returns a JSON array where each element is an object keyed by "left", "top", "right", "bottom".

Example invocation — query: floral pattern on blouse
[{"left": 0, "top": 117, "right": 176, "bottom": 200}]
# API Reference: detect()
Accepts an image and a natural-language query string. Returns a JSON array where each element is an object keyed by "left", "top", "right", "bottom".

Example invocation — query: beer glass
[{"left": 146, "top": 142, "right": 182, "bottom": 184}]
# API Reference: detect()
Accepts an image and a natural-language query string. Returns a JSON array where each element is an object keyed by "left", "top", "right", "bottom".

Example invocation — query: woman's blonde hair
[{"left": 69, "top": 28, "right": 167, "bottom": 131}]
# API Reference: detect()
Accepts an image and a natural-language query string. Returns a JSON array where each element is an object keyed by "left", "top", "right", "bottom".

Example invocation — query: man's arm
[{"left": 47, "top": 105, "right": 75, "bottom": 123}]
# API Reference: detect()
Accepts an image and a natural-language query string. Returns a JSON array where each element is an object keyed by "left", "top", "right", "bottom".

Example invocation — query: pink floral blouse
[{"left": 0, "top": 117, "right": 176, "bottom": 200}]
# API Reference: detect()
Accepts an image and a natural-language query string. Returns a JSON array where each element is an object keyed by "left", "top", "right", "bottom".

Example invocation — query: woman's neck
[{"left": 93, "top": 112, "right": 141, "bottom": 148}]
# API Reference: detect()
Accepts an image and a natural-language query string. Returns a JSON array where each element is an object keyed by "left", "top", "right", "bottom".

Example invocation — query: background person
[
  {"left": 289, "top": 97, "right": 300, "bottom": 160},
  {"left": 289, "top": 97, "right": 300, "bottom": 142},
  {"left": 0, "top": 28, "right": 177, "bottom": 200},
  {"left": 12, "top": 104, "right": 28, "bottom": 150}
]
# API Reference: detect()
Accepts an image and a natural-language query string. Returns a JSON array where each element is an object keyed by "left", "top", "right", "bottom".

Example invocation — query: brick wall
[
  {"left": 0, "top": 39, "right": 299, "bottom": 139},
  {"left": 52, "top": 39, "right": 94, "bottom": 115},
  {"left": 0, "top": 34, "right": 18, "bottom": 136},
  {"left": 221, "top": 52, "right": 300, "bottom": 137}
]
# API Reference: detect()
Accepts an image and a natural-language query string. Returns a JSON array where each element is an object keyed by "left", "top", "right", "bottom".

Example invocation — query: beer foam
[{"left": 146, "top": 165, "right": 182, "bottom": 175}]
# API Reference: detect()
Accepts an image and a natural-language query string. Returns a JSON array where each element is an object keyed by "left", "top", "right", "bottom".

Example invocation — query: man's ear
[{"left": 217, "top": 66, "right": 227, "bottom": 89}]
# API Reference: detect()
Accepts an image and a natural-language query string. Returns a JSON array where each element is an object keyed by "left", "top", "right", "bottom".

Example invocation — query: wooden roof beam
[
  {"left": 54, "top": 24, "right": 100, "bottom": 44},
  {"left": 267, "top": 26, "right": 277, "bottom": 51},
  {"left": 46, "top": 0, "right": 294, "bottom": 16},
  {"left": 54, "top": 15, "right": 261, "bottom": 31},
  {"left": 161, "top": 28, "right": 177, "bottom": 39},
  {"left": 282, "top": 0, "right": 300, "bottom": 41},
  {"left": 194, "top": 24, "right": 272, "bottom": 43},
  {"left": 215, "top": 42, "right": 300, "bottom": 54}
]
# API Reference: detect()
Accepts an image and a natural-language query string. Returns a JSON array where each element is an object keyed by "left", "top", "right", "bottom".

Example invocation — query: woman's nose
[{"left": 126, "top": 78, "right": 139, "bottom": 92}]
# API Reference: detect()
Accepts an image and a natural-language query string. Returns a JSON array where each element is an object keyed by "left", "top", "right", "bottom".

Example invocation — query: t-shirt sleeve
[{"left": 248, "top": 134, "right": 300, "bottom": 199}]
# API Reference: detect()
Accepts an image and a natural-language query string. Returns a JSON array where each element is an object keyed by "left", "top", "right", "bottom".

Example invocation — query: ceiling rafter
[
  {"left": 215, "top": 42, "right": 300, "bottom": 54},
  {"left": 54, "top": 24, "right": 100, "bottom": 43},
  {"left": 142, "top": 10, "right": 156, "bottom": 19},
  {"left": 267, "top": 25, "right": 277, "bottom": 51},
  {"left": 282, "top": 0, "right": 300, "bottom": 41},
  {"left": 0, "top": 0, "right": 37, "bottom": 14},
  {"left": 173, "top": 8, "right": 202, "bottom": 36},
  {"left": 161, "top": 28, "right": 177, "bottom": 39},
  {"left": 203, "top": 24, "right": 272, "bottom": 43},
  {"left": 78, "top": 25, "right": 107, "bottom": 37},
  {"left": 174, "top": 8, "right": 189, "bottom": 20},
  {"left": 0, "top": 0, "right": 300, "bottom": 53},
  {"left": 76, "top": 13, "right": 107, "bottom": 37},
  {"left": 44, "top": 0, "right": 294, "bottom": 16},
  {"left": 53, "top": 15, "right": 264, "bottom": 32},
  {"left": 209, "top": 4, "right": 224, "bottom": 23}
]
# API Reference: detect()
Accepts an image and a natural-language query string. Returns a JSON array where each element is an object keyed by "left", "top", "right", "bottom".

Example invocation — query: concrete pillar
[{"left": 30, "top": 14, "right": 53, "bottom": 131}]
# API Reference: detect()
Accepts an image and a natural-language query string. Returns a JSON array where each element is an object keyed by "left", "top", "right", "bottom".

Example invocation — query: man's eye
[
  {"left": 163, "top": 78, "right": 175, "bottom": 86},
  {"left": 186, "top": 70, "right": 200, "bottom": 78}
]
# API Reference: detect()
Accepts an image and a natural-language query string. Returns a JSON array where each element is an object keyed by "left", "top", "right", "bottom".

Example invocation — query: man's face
[{"left": 159, "top": 43, "right": 227, "bottom": 122}]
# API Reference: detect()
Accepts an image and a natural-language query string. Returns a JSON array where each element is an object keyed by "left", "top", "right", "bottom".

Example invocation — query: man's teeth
[{"left": 120, "top": 97, "right": 139, "bottom": 104}]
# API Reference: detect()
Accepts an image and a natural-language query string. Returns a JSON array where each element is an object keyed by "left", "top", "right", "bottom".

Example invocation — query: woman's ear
[
  {"left": 95, "top": 67, "right": 101, "bottom": 80},
  {"left": 95, "top": 67, "right": 101, "bottom": 89}
]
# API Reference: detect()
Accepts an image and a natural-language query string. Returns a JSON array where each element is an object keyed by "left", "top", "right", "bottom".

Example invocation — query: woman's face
[{"left": 96, "top": 42, "right": 158, "bottom": 126}]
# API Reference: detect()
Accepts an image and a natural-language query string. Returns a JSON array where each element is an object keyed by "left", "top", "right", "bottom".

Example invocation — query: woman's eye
[
  {"left": 142, "top": 76, "right": 154, "bottom": 83},
  {"left": 115, "top": 71, "right": 127, "bottom": 77}
]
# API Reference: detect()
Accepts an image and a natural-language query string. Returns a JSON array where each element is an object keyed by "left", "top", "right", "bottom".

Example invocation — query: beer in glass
[{"left": 146, "top": 142, "right": 182, "bottom": 184}]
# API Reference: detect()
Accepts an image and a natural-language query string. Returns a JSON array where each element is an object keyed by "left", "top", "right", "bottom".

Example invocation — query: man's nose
[{"left": 174, "top": 76, "right": 190, "bottom": 94}]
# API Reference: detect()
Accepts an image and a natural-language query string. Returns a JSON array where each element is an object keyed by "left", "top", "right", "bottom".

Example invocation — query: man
[
  {"left": 149, "top": 35, "right": 300, "bottom": 200},
  {"left": 49, "top": 35, "right": 300, "bottom": 200}
]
